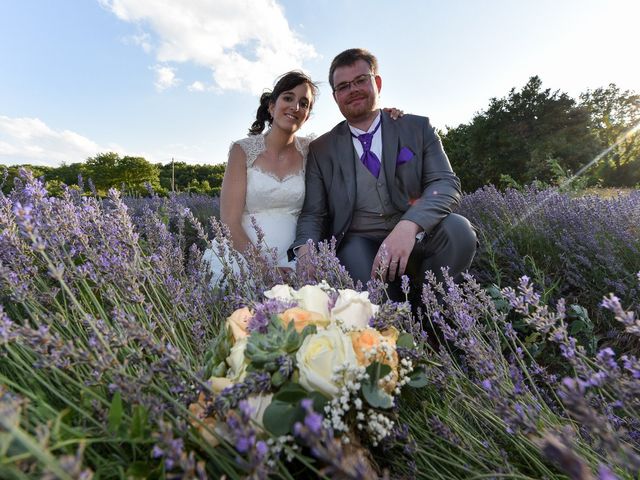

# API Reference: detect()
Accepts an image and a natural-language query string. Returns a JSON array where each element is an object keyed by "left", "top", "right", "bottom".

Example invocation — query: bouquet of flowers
[{"left": 189, "top": 281, "right": 430, "bottom": 462}]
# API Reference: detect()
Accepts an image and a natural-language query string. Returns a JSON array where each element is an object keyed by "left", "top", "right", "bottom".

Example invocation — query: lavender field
[{"left": 1, "top": 169, "right": 639, "bottom": 479}]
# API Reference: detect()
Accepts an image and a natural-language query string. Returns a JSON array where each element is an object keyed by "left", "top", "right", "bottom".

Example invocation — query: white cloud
[
  {"left": 128, "top": 32, "right": 152, "bottom": 53},
  {"left": 151, "top": 64, "right": 180, "bottom": 91},
  {"left": 0, "top": 115, "right": 118, "bottom": 166},
  {"left": 100, "top": 0, "right": 317, "bottom": 94},
  {"left": 188, "top": 80, "right": 206, "bottom": 92}
]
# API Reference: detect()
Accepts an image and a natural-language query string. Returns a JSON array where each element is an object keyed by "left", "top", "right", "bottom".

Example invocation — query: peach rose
[
  {"left": 188, "top": 392, "right": 220, "bottom": 447},
  {"left": 279, "top": 307, "right": 330, "bottom": 333},
  {"left": 350, "top": 328, "right": 399, "bottom": 393},
  {"left": 226, "top": 307, "right": 252, "bottom": 342}
]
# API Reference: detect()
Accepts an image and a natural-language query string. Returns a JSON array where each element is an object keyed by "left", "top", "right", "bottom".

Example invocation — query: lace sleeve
[
  {"left": 296, "top": 134, "right": 316, "bottom": 168},
  {"left": 232, "top": 135, "right": 266, "bottom": 167}
]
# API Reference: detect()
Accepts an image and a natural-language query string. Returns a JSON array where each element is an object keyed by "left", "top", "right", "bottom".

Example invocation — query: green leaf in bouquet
[
  {"left": 210, "top": 360, "right": 228, "bottom": 378},
  {"left": 203, "top": 327, "right": 233, "bottom": 378},
  {"left": 107, "top": 391, "right": 123, "bottom": 433},
  {"left": 246, "top": 319, "right": 311, "bottom": 375},
  {"left": 406, "top": 368, "right": 429, "bottom": 388},
  {"left": 362, "top": 362, "right": 394, "bottom": 409},
  {"left": 272, "top": 382, "right": 309, "bottom": 403},
  {"left": 397, "top": 332, "right": 415, "bottom": 349},
  {"left": 284, "top": 323, "right": 317, "bottom": 352},
  {"left": 263, "top": 384, "right": 328, "bottom": 436},
  {"left": 263, "top": 399, "right": 305, "bottom": 436},
  {"left": 271, "top": 370, "right": 287, "bottom": 388}
]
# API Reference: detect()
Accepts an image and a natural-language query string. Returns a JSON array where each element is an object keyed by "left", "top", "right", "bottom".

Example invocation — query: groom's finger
[
  {"left": 397, "top": 255, "right": 408, "bottom": 279},
  {"left": 388, "top": 258, "right": 399, "bottom": 281},
  {"left": 371, "top": 248, "right": 386, "bottom": 279}
]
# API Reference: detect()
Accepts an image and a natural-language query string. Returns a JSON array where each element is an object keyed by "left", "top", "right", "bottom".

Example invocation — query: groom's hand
[
  {"left": 371, "top": 220, "right": 421, "bottom": 282},
  {"left": 295, "top": 244, "right": 316, "bottom": 279}
]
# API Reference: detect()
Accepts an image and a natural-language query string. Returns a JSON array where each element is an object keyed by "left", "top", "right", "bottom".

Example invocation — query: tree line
[
  {"left": 1, "top": 155, "right": 225, "bottom": 196},
  {"left": 441, "top": 78, "right": 639, "bottom": 192},
  {"left": 2, "top": 77, "right": 638, "bottom": 196}
]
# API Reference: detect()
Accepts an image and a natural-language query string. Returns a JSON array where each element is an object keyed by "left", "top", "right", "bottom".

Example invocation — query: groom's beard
[{"left": 340, "top": 91, "right": 377, "bottom": 124}]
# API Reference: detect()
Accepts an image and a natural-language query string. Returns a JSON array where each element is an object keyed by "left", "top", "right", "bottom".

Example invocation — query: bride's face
[{"left": 268, "top": 83, "right": 313, "bottom": 134}]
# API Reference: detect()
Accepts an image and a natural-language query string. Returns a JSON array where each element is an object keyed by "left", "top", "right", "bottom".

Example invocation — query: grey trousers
[{"left": 337, "top": 213, "right": 477, "bottom": 301}]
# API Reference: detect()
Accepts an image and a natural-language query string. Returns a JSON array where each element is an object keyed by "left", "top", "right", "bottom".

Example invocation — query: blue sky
[{"left": 1, "top": 0, "right": 638, "bottom": 167}]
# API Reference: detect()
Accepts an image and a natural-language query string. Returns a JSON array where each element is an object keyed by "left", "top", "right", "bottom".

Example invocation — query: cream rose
[
  {"left": 245, "top": 393, "right": 274, "bottom": 430},
  {"left": 209, "top": 376, "right": 233, "bottom": 394},
  {"left": 226, "top": 337, "right": 249, "bottom": 382},
  {"left": 226, "top": 307, "right": 252, "bottom": 342},
  {"left": 294, "top": 284, "right": 331, "bottom": 318},
  {"left": 263, "top": 284, "right": 294, "bottom": 300},
  {"left": 296, "top": 327, "right": 358, "bottom": 398},
  {"left": 330, "top": 289, "right": 380, "bottom": 331}
]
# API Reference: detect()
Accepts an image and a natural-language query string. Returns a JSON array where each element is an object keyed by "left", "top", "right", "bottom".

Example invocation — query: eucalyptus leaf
[
  {"left": 397, "top": 332, "right": 415, "bottom": 349},
  {"left": 362, "top": 381, "right": 394, "bottom": 409},
  {"left": 263, "top": 399, "right": 305, "bottom": 436},
  {"left": 273, "top": 382, "right": 309, "bottom": 403},
  {"left": 407, "top": 369, "right": 429, "bottom": 388},
  {"left": 362, "top": 362, "right": 394, "bottom": 409}
]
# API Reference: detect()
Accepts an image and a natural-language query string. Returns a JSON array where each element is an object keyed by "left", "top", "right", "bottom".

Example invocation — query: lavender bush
[
  {"left": 1, "top": 169, "right": 640, "bottom": 479},
  {"left": 459, "top": 185, "right": 640, "bottom": 347}
]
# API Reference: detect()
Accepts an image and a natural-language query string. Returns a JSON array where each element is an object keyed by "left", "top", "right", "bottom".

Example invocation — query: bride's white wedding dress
[{"left": 203, "top": 133, "right": 311, "bottom": 285}]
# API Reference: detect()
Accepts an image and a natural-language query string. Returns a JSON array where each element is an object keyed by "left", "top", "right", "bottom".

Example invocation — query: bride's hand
[{"left": 383, "top": 107, "right": 405, "bottom": 120}]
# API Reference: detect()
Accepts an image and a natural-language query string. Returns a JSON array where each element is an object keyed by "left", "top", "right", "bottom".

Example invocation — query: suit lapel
[
  {"left": 381, "top": 111, "right": 400, "bottom": 202},
  {"left": 335, "top": 121, "right": 356, "bottom": 205}
]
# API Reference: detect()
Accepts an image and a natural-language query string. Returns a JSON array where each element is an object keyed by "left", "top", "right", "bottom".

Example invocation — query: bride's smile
[{"left": 269, "top": 82, "right": 313, "bottom": 133}]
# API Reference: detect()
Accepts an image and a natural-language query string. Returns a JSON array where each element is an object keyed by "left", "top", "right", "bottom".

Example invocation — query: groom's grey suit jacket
[{"left": 289, "top": 110, "right": 462, "bottom": 259}]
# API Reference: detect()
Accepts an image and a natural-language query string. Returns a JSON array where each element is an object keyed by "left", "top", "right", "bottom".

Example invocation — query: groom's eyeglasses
[{"left": 333, "top": 73, "right": 374, "bottom": 95}]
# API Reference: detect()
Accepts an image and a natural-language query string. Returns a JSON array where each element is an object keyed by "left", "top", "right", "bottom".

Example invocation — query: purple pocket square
[{"left": 396, "top": 147, "right": 414, "bottom": 165}]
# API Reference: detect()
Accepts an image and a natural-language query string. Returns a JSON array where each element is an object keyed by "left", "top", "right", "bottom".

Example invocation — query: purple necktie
[{"left": 352, "top": 120, "right": 381, "bottom": 178}]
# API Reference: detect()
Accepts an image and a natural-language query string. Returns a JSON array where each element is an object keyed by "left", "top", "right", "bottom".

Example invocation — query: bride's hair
[{"left": 248, "top": 71, "right": 319, "bottom": 135}]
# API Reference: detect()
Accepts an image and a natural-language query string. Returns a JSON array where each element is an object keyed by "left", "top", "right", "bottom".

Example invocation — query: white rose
[
  {"left": 296, "top": 327, "right": 357, "bottom": 398},
  {"left": 264, "top": 284, "right": 294, "bottom": 300},
  {"left": 330, "top": 289, "right": 380, "bottom": 331},
  {"left": 226, "top": 337, "right": 248, "bottom": 382},
  {"left": 245, "top": 393, "right": 274, "bottom": 430},
  {"left": 294, "top": 284, "right": 331, "bottom": 318}
]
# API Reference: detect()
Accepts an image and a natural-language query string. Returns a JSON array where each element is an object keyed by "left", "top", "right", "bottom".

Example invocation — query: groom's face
[{"left": 332, "top": 59, "right": 381, "bottom": 123}]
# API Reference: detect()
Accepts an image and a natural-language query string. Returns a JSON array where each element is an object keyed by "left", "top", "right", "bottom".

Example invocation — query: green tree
[
  {"left": 579, "top": 84, "right": 640, "bottom": 186},
  {"left": 442, "top": 76, "right": 601, "bottom": 191},
  {"left": 85, "top": 152, "right": 160, "bottom": 194},
  {"left": 158, "top": 161, "right": 225, "bottom": 195}
]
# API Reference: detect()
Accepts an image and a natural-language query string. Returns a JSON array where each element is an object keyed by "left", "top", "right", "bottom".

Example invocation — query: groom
[{"left": 289, "top": 48, "right": 477, "bottom": 300}]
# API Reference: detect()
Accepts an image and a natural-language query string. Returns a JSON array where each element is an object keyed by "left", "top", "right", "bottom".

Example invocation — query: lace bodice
[{"left": 232, "top": 134, "right": 311, "bottom": 216}]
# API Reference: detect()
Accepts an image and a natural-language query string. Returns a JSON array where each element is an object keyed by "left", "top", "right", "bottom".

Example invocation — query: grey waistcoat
[{"left": 348, "top": 149, "right": 403, "bottom": 239}]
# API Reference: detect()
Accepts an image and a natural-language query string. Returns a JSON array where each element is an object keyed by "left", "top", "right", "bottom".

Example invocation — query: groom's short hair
[{"left": 329, "top": 48, "right": 379, "bottom": 90}]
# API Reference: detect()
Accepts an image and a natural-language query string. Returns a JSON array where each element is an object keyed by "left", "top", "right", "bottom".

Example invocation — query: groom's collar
[{"left": 348, "top": 111, "right": 382, "bottom": 136}]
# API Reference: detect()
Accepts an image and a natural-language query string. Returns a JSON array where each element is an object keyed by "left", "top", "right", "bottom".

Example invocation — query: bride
[
  {"left": 203, "top": 71, "right": 317, "bottom": 284},
  {"left": 203, "top": 71, "right": 402, "bottom": 285}
]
